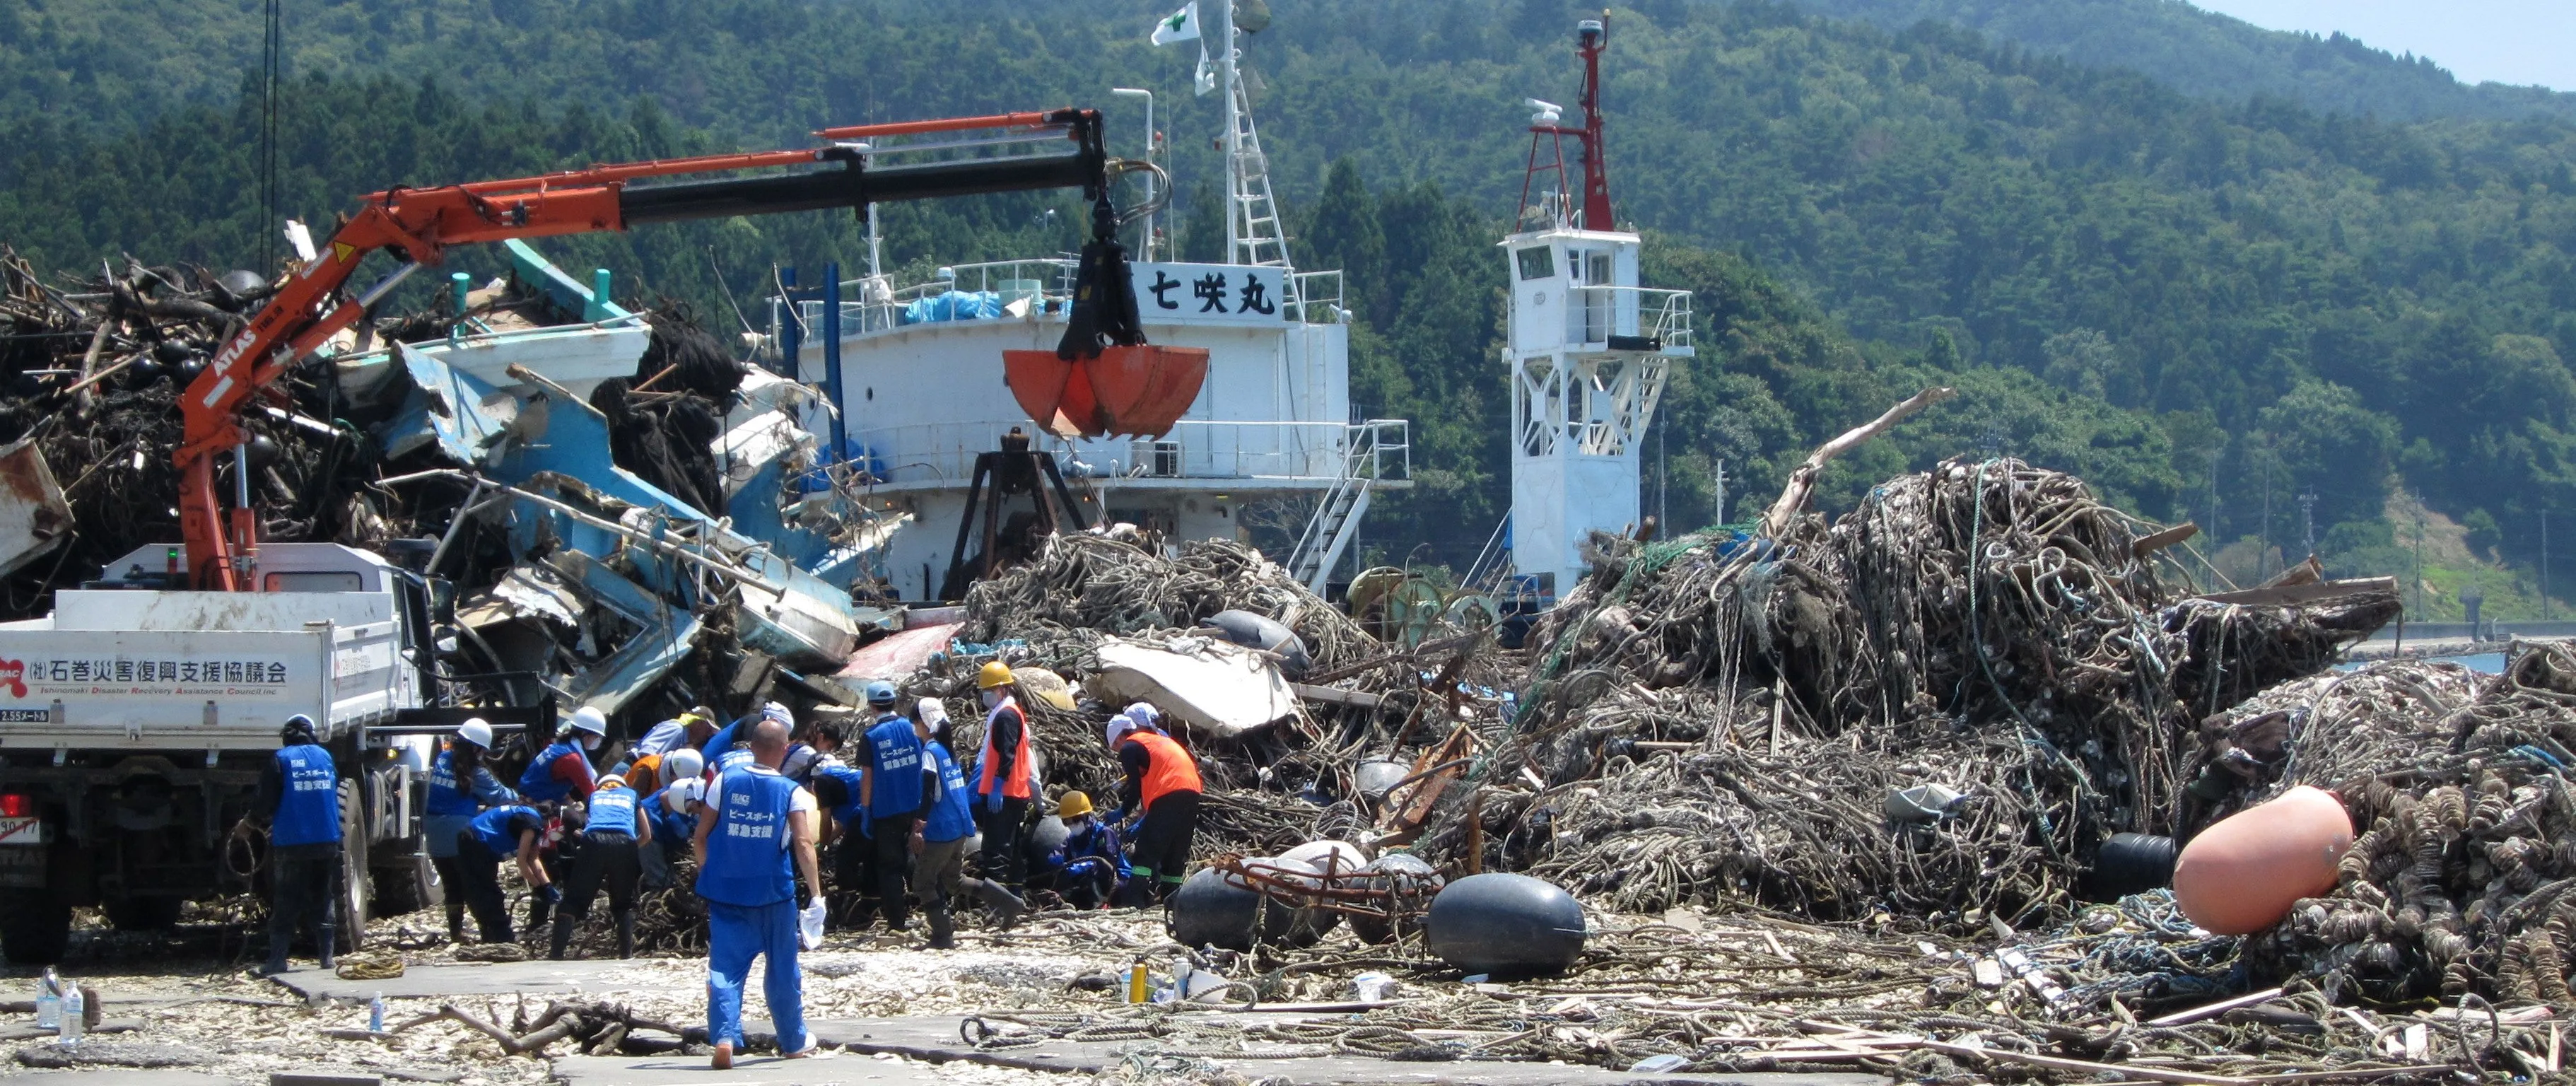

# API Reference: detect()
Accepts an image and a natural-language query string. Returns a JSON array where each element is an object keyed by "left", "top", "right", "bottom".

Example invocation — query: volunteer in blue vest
[
  {"left": 640, "top": 747, "right": 706, "bottom": 885},
  {"left": 908, "top": 697, "right": 1026, "bottom": 945},
  {"left": 1036, "top": 790, "right": 1129, "bottom": 910},
  {"left": 551, "top": 773, "right": 652, "bottom": 959},
  {"left": 807, "top": 757, "right": 874, "bottom": 927},
  {"left": 426, "top": 718, "right": 518, "bottom": 942},
  {"left": 455, "top": 804, "right": 552, "bottom": 943},
  {"left": 971, "top": 662, "right": 1036, "bottom": 893},
  {"left": 693, "top": 714, "right": 824, "bottom": 1068},
  {"left": 252, "top": 714, "right": 341, "bottom": 974},
  {"left": 854, "top": 680, "right": 935, "bottom": 932},
  {"left": 521, "top": 706, "right": 609, "bottom": 804},
  {"left": 701, "top": 703, "right": 789, "bottom": 776},
  {"left": 1110, "top": 706, "right": 1204, "bottom": 906}
]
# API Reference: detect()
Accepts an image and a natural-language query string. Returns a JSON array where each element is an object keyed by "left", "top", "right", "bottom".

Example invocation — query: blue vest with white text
[
  {"left": 517, "top": 740, "right": 585, "bottom": 801},
  {"left": 271, "top": 744, "right": 342, "bottom": 847},
  {"left": 585, "top": 787, "right": 640, "bottom": 836},
  {"left": 696, "top": 767, "right": 799, "bottom": 906},
  {"left": 923, "top": 745, "right": 974, "bottom": 843},
  {"left": 426, "top": 748, "right": 484, "bottom": 817},
  {"left": 470, "top": 805, "right": 539, "bottom": 857},
  {"left": 865, "top": 716, "right": 925, "bottom": 818}
]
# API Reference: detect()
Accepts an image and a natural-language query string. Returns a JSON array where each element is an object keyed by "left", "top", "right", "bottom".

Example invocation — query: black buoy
[
  {"left": 213, "top": 269, "right": 269, "bottom": 313},
  {"left": 1167, "top": 868, "right": 1261, "bottom": 952},
  {"left": 1350, "top": 853, "right": 1441, "bottom": 945},
  {"left": 1198, "top": 609, "right": 1311, "bottom": 677},
  {"left": 1022, "top": 815, "right": 1070, "bottom": 870},
  {"left": 1424, "top": 872, "right": 1587, "bottom": 977},
  {"left": 2090, "top": 832, "right": 2179, "bottom": 901}
]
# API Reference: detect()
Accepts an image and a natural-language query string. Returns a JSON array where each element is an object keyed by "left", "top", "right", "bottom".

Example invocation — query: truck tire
[
  {"left": 0, "top": 888, "right": 71, "bottom": 964},
  {"left": 371, "top": 853, "right": 442, "bottom": 916},
  {"left": 104, "top": 894, "right": 184, "bottom": 931},
  {"left": 337, "top": 778, "right": 369, "bottom": 952}
]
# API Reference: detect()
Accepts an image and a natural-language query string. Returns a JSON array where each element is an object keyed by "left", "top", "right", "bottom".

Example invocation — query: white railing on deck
[
  {"left": 849, "top": 419, "right": 1408, "bottom": 489},
  {"left": 1564, "top": 285, "right": 1694, "bottom": 349}
]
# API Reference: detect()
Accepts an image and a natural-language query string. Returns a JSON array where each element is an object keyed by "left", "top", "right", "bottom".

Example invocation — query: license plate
[{"left": 0, "top": 817, "right": 47, "bottom": 846}]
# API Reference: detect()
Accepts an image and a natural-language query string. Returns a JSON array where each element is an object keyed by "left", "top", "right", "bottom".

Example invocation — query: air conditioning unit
[{"left": 1131, "top": 440, "right": 1183, "bottom": 478}]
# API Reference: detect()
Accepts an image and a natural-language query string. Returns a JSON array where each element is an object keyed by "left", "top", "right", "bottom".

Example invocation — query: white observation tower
[{"left": 1501, "top": 14, "right": 1694, "bottom": 594}]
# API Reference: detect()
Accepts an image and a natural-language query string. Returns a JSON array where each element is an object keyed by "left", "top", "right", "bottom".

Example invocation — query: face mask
[
  {"left": 981, "top": 690, "right": 1001, "bottom": 709},
  {"left": 582, "top": 734, "right": 602, "bottom": 752}
]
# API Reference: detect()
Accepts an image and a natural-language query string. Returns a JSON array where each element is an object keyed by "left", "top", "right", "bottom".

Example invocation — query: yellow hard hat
[
  {"left": 1056, "top": 790, "right": 1094, "bottom": 818},
  {"left": 977, "top": 660, "right": 1017, "bottom": 690}
]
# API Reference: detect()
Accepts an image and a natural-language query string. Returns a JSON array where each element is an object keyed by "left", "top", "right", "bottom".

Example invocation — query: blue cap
[{"left": 864, "top": 680, "right": 899, "bottom": 706}]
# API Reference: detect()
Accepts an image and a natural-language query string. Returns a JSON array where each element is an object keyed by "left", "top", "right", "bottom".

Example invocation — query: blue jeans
[{"left": 705, "top": 899, "right": 807, "bottom": 1052}]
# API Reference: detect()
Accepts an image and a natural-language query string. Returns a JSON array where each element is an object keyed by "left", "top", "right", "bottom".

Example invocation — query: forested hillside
[
  {"left": 1794, "top": 0, "right": 2576, "bottom": 124},
  {"left": 7, "top": 0, "right": 2576, "bottom": 608}
]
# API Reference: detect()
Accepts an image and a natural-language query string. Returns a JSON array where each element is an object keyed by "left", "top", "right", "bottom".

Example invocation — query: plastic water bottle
[
  {"left": 33, "top": 968, "right": 58, "bottom": 1029},
  {"left": 368, "top": 993, "right": 387, "bottom": 1033},
  {"left": 57, "top": 986, "right": 81, "bottom": 1048}
]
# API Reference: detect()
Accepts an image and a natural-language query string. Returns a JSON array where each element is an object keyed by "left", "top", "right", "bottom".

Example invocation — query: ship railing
[
  {"left": 1292, "top": 270, "right": 1348, "bottom": 324},
  {"left": 847, "top": 419, "right": 1408, "bottom": 488},
  {"left": 784, "top": 259, "right": 1082, "bottom": 337},
  {"left": 1563, "top": 284, "right": 1693, "bottom": 350}
]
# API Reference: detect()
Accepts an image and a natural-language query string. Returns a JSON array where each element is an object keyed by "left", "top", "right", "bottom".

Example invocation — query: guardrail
[
  {"left": 1565, "top": 284, "right": 1693, "bottom": 349},
  {"left": 849, "top": 419, "right": 1408, "bottom": 488}
]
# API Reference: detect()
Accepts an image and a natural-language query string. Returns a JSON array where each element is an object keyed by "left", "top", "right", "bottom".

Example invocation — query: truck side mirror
[{"left": 428, "top": 577, "right": 457, "bottom": 626}]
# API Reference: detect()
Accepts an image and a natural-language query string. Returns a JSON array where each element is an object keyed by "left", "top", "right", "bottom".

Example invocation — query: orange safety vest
[
  {"left": 977, "top": 698, "right": 1034, "bottom": 800},
  {"left": 1122, "top": 730, "right": 1202, "bottom": 811},
  {"left": 626, "top": 752, "right": 665, "bottom": 797}
]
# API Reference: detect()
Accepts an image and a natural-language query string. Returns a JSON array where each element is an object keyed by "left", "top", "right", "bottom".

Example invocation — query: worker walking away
[
  {"left": 855, "top": 681, "right": 933, "bottom": 932},
  {"left": 693, "top": 716, "right": 824, "bottom": 1068},
  {"left": 252, "top": 714, "right": 341, "bottom": 974},
  {"left": 913, "top": 698, "right": 1026, "bottom": 945},
  {"left": 553, "top": 773, "right": 650, "bottom": 959},
  {"left": 426, "top": 718, "right": 517, "bottom": 941},
  {"left": 455, "top": 804, "right": 553, "bottom": 944},
  {"left": 521, "top": 707, "right": 610, "bottom": 803},
  {"left": 1111, "top": 706, "right": 1202, "bottom": 906},
  {"left": 1037, "top": 790, "right": 1128, "bottom": 909},
  {"left": 971, "top": 662, "right": 1036, "bottom": 893}
]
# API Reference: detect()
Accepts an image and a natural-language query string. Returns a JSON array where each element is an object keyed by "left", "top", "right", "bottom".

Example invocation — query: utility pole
[
  {"left": 2259, "top": 442, "right": 2274, "bottom": 580},
  {"left": 2298, "top": 488, "right": 2317, "bottom": 559},
  {"left": 2413, "top": 506, "right": 2428, "bottom": 617},
  {"left": 2206, "top": 446, "right": 2223, "bottom": 583},
  {"left": 2546, "top": 508, "right": 2553, "bottom": 621}
]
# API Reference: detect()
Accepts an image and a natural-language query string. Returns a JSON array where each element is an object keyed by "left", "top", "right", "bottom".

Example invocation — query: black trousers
[
  {"left": 561, "top": 833, "right": 640, "bottom": 919},
  {"left": 1129, "top": 790, "right": 1200, "bottom": 899},
  {"left": 977, "top": 797, "right": 1030, "bottom": 891},
  {"left": 269, "top": 844, "right": 339, "bottom": 954},
  {"left": 453, "top": 831, "right": 514, "bottom": 942},
  {"left": 870, "top": 813, "right": 919, "bottom": 928}
]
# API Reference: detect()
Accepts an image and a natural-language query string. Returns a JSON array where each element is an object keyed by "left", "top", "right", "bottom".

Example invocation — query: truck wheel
[
  {"left": 103, "top": 894, "right": 183, "bottom": 931},
  {"left": 0, "top": 888, "right": 71, "bottom": 964},
  {"left": 337, "top": 778, "right": 370, "bottom": 952},
  {"left": 370, "top": 853, "right": 442, "bottom": 916}
]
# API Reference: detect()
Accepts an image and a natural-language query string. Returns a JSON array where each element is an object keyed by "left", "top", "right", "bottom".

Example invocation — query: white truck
[{"left": 0, "top": 542, "right": 522, "bottom": 963}]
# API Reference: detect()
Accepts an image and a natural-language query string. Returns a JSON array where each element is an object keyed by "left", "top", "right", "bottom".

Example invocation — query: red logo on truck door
[{"left": 0, "top": 660, "right": 23, "bottom": 698}]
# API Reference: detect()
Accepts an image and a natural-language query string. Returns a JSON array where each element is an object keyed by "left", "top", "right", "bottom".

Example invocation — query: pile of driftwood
[{"left": 1423, "top": 447, "right": 2398, "bottom": 925}]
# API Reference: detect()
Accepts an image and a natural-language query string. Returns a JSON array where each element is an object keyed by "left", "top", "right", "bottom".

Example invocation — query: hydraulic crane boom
[{"left": 181, "top": 108, "right": 1194, "bottom": 591}]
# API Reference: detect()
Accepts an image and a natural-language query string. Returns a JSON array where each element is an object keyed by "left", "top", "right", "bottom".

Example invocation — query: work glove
[
  {"left": 983, "top": 790, "right": 1004, "bottom": 813},
  {"left": 536, "top": 883, "right": 563, "bottom": 906},
  {"left": 798, "top": 897, "right": 826, "bottom": 951}
]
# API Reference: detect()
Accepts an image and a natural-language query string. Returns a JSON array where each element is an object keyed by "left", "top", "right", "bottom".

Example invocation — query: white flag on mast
[
  {"left": 1150, "top": 2, "right": 1200, "bottom": 45},
  {"left": 1196, "top": 44, "right": 1218, "bottom": 96}
]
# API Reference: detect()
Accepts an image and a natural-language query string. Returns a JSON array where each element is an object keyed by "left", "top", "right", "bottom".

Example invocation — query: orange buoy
[{"left": 2170, "top": 784, "right": 2354, "bottom": 935}]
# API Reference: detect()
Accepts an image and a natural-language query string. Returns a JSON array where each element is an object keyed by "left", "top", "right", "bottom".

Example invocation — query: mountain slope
[{"left": 1788, "top": 0, "right": 2576, "bottom": 123}]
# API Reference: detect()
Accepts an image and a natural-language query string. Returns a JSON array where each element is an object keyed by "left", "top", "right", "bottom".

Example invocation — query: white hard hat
[
  {"left": 456, "top": 718, "right": 494, "bottom": 749},
  {"left": 662, "top": 747, "right": 704, "bottom": 781},
  {"left": 666, "top": 778, "right": 705, "bottom": 809},
  {"left": 571, "top": 706, "right": 609, "bottom": 736}
]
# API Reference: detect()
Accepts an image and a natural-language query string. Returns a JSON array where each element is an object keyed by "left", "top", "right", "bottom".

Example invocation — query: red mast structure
[{"left": 1516, "top": 13, "right": 1613, "bottom": 232}]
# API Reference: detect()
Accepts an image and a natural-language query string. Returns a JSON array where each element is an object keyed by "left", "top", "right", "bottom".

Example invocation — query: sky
[{"left": 2190, "top": 0, "right": 2576, "bottom": 91}]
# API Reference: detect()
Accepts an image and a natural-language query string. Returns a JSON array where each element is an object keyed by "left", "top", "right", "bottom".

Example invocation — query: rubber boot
[
  {"left": 971, "top": 877, "right": 1029, "bottom": 928},
  {"left": 445, "top": 900, "right": 466, "bottom": 942},
  {"left": 258, "top": 940, "right": 291, "bottom": 976},
  {"left": 613, "top": 909, "right": 636, "bottom": 960},
  {"left": 549, "top": 913, "right": 575, "bottom": 961},
  {"left": 926, "top": 901, "right": 956, "bottom": 950},
  {"left": 316, "top": 927, "right": 336, "bottom": 971},
  {"left": 527, "top": 897, "right": 554, "bottom": 936}
]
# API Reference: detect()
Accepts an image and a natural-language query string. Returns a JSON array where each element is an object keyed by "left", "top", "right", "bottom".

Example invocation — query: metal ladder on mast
[{"left": 1226, "top": 77, "right": 1301, "bottom": 311}]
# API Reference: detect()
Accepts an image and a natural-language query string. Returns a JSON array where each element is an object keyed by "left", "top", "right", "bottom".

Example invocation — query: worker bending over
[
  {"left": 456, "top": 804, "right": 552, "bottom": 943},
  {"left": 1039, "top": 790, "right": 1128, "bottom": 909},
  {"left": 693, "top": 714, "right": 823, "bottom": 1068},
  {"left": 1110, "top": 705, "right": 1202, "bottom": 905},
  {"left": 553, "top": 773, "right": 651, "bottom": 959},
  {"left": 252, "top": 714, "right": 341, "bottom": 974},
  {"left": 855, "top": 681, "right": 935, "bottom": 932},
  {"left": 426, "top": 718, "right": 517, "bottom": 941},
  {"left": 971, "top": 662, "right": 1037, "bottom": 893},
  {"left": 640, "top": 748, "right": 705, "bottom": 886},
  {"left": 521, "top": 707, "right": 610, "bottom": 802}
]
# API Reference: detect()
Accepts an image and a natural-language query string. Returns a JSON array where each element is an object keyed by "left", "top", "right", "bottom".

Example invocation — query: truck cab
[{"left": 0, "top": 542, "right": 460, "bottom": 963}]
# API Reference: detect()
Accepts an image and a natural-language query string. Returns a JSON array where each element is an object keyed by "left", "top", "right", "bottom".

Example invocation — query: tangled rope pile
[
  {"left": 962, "top": 534, "right": 1375, "bottom": 671},
  {"left": 2191, "top": 643, "right": 2576, "bottom": 1005},
  {"left": 1432, "top": 459, "right": 2397, "bottom": 926}
]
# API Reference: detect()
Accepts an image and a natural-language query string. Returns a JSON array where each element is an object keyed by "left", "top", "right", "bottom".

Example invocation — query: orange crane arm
[{"left": 180, "top": 108, "right": 1118, "bottom": 590}]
